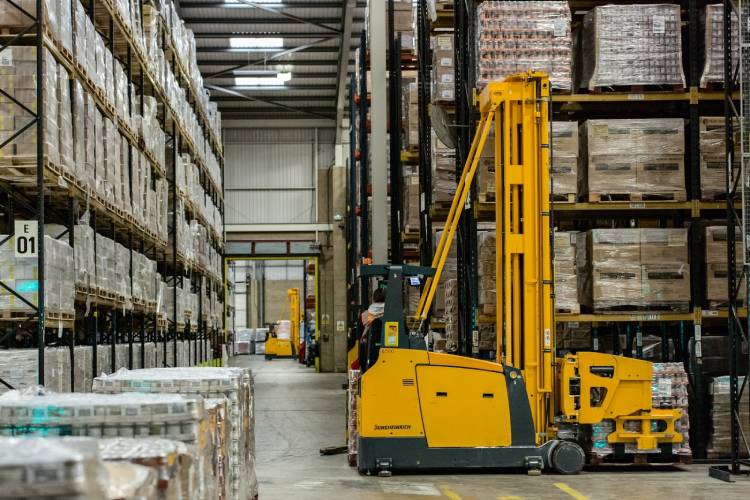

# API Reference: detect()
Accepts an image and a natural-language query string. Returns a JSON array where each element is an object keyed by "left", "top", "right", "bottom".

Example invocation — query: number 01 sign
[{"left": 14, "top": 220, "right": 38, "bottom": 258}]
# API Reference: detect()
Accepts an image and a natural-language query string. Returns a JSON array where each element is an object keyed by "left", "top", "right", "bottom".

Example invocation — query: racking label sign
[{"left": 14, "top": 220, "right": 38, "bottom": 258}]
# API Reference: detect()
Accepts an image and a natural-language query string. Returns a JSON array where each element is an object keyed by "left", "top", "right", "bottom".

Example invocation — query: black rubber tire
[
  {"left": 265, "top": 355, "right": 272, "bottom": 360},
  {"left": 551, "top": 441, "right": 585, "bottom": 474}
]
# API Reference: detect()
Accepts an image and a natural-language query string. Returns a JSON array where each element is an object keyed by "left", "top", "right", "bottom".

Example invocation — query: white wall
[{"left": 224, "top": 128, "right": 336, "bottom": 230}]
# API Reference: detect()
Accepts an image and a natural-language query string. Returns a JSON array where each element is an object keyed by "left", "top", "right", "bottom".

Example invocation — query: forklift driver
[{"left": 358, "top": 287, "right": 386, "bottom": 373}]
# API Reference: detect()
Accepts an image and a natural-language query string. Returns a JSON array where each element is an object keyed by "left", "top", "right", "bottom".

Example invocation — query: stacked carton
[
  {"left": 93, "top": 367, "right": 257, "bottom": 500},
  {"left": 432, "top": 132, "right": 456, "bottom": 203},
  {"left": 0, "top": 234, "right": 74, "bottom": 315},
  {"left": 404, "top": 82, "right": 419, "bottom": 147},
  {"left": 581, "top": 4, "right": 685, "bottom": 90},
  {"left": 347, "top": 369, "right": 360, "bottom": 466},
  {"left": 554, "top": 231, "right": 579, "bottom": 314},
  {"left": 476, "top": 125, "right": 495, "bottom": 203},
  {"left": 478, "top": 231, "right": 496, "bottom": 315},
  {"left": 432, "top": 34, "right": 455, "bottom": 103},
  {"left": 556, "top": 322, "right": 591, "bottom": 351},
  {"left": 580, "top": 119, "right": 685, "bottom": 201},
  {"left": 700, "top": 4, "right": 739, "bottom": 88},
  {"left": 705, "top": 225, "right": 746, "bottom": 305},
  {"left": 475, "top": 1, "right": 572, "bottom": 91},
  {"left": 551, "top": 122, "right": 578, "bottom": 199},
  {"left": 707, "top": 376, "right": 750, "bottom": 457},
  {"left": 0, "top": 438, "right": 108, "bottom": 498},
  {"left": 578, "top": 228, "right": 689, "bottom": 311},
  {"left": 652, "top": 363, "right": 692, "bottom": 456},
  {"left": 477, "top": 324, "right": 496, "bottom": 352},
  {"left": 403, "top": 173, "right": 420, "bottom": 233},
  {"left": 444, "top": 279, "right": 459, "bottom": 352},
  {"left": 699, "top": 117, "right": 739, "bottom": 199}
]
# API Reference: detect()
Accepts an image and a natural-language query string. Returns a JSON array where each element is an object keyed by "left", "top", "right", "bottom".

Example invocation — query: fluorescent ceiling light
[
  {"left": 235, "top": 72, "right": 292, "bottom": 86},
  {"left": 229, "top": 37, "right": 283, "bottom": 49},
  {"left": 224, "top": 0, "right": 282, "bottom": 4}
]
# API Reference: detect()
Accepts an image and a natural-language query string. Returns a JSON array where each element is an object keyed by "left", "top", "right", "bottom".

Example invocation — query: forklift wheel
[
  {"left": 265, "top": 355, "right": 272, "bottom": 360},
  {"left": 551, "top": 441, "right": 585, "bottom": 475}
]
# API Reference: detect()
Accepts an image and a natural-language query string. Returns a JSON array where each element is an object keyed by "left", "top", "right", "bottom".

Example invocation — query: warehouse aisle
[{"left": 231, "top": 355, "right": 749, "bottom": 500}]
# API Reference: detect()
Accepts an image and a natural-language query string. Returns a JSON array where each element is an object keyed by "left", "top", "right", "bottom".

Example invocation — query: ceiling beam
[
  {"left": 183, "top": 16, "right": 364, "bottom": 24},
  {"left": 180, "top": 1, "right": 367, "bottom": 8},
  {"left": 212, "top": 95, "right": 336, "bottom": 102},
  {"left": 231, "top": 0, "right": 341, "bottom": 34},
  {"left": 211, "top": 84, "right": 336, "bottom": 90},
  {"left": 205, "top": 37, "right": 333, "bottom": 79},
  {"left": 197, "top": 46, "right": 356, "bottom": 53},
  {"left": 193, "top": 32, "right": 362, "bottom": 39},
  {"left": 207, "top": 84, "right": 335, "bottom": 120},
  {"left": 198, "top": 59, "right": 353, "bottom": 66},
  {"left": 334, "top": 0, "right": 354, "bottom": 141}
]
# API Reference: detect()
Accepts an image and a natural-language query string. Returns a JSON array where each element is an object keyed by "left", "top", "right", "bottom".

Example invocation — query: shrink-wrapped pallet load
[
  {"left": 700, "top": 4, "right": 739, "bottom": 88},
  {"left": 705, "top": 225, "right": 746, "bottom": 305},
  {"left": 554, "top": 231, "right": 580, "bottom": 313},
  {"left": 580, "top": 119, "right": 685, "bottom": 201},
  {"left": 580, "top": 4, "right": 685, "bottom": 90},
  {"left": 475, "top": 1, "right": 572, "bottom": 91},
  {"left": 699, "top": 116, "right": 740, "bottom": 199}
]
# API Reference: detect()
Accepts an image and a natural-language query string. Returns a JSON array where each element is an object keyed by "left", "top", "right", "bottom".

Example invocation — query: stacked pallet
[
  {"left": 0, "top": 234, "right": 74, "bottom": 317},
  {"left": 652, "top": 362, "right": 692, "bottom": 456},
  {"left": 554, "top": 231, "right": 580, "bottom": 314},
  {"left": 404, "top": 81, "right": 419, "bottom": 148},
  {"left": 551, "top": 122, "right": 578, "bottom": 201},
  {"left": 475, "top": 1, "right": 572, "bottom": 91},
  {"left": 478, "top": 231, "right": 496, "bottom": 316},
  {"left": 707, "top": 376, "right": 750, "bottom": 457},
  {"left": 431, "top": 132, "right": 457, "bottom": 203},
  {"left": 705, "top": 225, "right": 746, "bottom": 306},
  {"left": 403, "top": 173, "right": 420, "bottom": 233},
  {"left": 700, "top": 4, "right": 739, "bottom": 88},
  {"left": 579, "top": 119, "right": 686, "bottom": 202},
  {"left": 93, "top": 367, "right": 257, "bottom": 500},
  {"left": 432, "top": 34, "right": 455, "bottom": 103},
  {"left": 476, "top": 124, "right": 495, "bottom": 203},
  {"left": 581, "top": 4, "right": 685, "bottom": 90},
  {"left": 699, "top": 117, "right": 739, "bottom": 200},
  {"left": 578, "top": 228, "right": 689, "bottom": 312}
]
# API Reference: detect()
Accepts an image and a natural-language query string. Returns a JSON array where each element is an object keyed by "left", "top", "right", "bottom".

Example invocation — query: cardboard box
[
  {"left": 583, "top": 155, "right": 637, "bottom": 195},
  {"left": 636, "top": 155, "right": 685, "bottom": 194},
  {"left": 588, "top": 228, "right": 641, "bottom": 265},
  {"left": 552, "top": 156, "right": 577, "bottom": 196},
  {"left": 706, "top": 225, "right": 742, "bottom": 264},
  {"left": 640, "top": 228, "right": 688, "bottom": 265},
  {"left": 641, "top": 264, "right": 690, "bottom": 304},
  {"left": 706, "top": 263, "right": 746, "bottom": 303}
]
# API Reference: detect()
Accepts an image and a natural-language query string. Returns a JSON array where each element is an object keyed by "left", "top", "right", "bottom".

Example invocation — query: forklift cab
[{"left": 358, "top": 265, "right": 434, "bottom": 374}]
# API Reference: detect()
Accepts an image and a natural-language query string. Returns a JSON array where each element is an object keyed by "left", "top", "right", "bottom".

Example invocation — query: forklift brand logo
[{"left": 374, "top": 424, "right": 411, "bottom": 431}]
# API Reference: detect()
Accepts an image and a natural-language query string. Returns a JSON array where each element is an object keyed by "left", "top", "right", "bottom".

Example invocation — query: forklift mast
[{"left": 416, "top": 72, "right": 555, "bottom": 439}]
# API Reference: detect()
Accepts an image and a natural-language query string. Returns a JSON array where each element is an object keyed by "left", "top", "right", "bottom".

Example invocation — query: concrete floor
[{"left": 231, "top": 355, "right": 750, "bottom": 500}]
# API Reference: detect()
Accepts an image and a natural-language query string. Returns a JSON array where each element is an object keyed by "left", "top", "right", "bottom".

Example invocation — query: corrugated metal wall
[{"left": 224, "top": 128, "right": 336, "bottom": 226}]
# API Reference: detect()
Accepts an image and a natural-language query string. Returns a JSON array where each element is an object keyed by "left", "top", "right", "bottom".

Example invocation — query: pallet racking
[{"left": 0, "top": 0, "right": 226, "bottom": 391}]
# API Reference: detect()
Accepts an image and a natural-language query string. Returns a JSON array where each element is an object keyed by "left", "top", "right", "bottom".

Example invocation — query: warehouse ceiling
[{"left": 178, "top": 0, "right": 365, "bottom": 124}]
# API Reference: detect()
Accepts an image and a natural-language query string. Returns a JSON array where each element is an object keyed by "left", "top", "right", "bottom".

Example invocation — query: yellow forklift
[
  {"left": 265, "top": 288, "right": 300, "bottom": 359},
  {"left": 355, "top": 73, "right": 683, "bottom": 475}
]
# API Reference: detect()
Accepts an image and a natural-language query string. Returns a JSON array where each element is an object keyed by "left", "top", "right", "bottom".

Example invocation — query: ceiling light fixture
[
  {"left": 229, "top": 37, "right": 284, "bottom": 49},
  {"left": 234, "top": 72, "right": 292, "bottom": 86}
]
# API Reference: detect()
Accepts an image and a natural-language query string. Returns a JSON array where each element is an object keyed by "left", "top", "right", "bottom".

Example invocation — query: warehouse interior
[{"left": 2, "top": 0, "right": 750, "bottom": 498}]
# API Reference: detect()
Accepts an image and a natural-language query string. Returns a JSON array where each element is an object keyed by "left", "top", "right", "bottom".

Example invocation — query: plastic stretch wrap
[
  {"left": 701, "top": 4, "right": 738, "bottom": 88},
  {"left": 104, "top": 461, "right": 158, "bottom": 500},
  {"left": 0, "top": 437, "right": 107, "bottom": 498},
  {"left": 578, "top": 228, "right": 689, "bottom": 311},
  {"left": 0, "top": 233, "right": 74, "bottom": 314},
  {"left": 347, "top": 370, "right": 360, "bottom": 464},
  {"left": 93, "top": 367, "right": 257, "bottom": 500},
  {"left": 580, "top": 119, "right": 685, "bottom": 198},
  {"left": 73, "top": 224, "right": 95, "bottom": 288},
  {"left": 708, "top": 376, "right": 750, "bottom": 457},
  {"left": 477, "top": 231, "right": 496, "bottom": 316},
  {"left": 554, "top": 231, "right": 579, "bottom": 313},
  {"left": 99, "top": 437, "right": 192, "bottom": 500},
  {"left": 651, "top": 362, "right": 691, "bottom": 456},
  {"left": 96, "top": 233, "right": 115, "bottom": 294},
  {"left": 475, "top": 1, "right": 572, "bottom": 91},
  {"left": 699, "top": 116, "right": 740, "bottom": 199},
  {"left": 705, "top": 225, "right": 746, "bottom": 305},
  {"left": 57, "top": 64, "right": 74, "bottom": 175},
  {"left": 551, "top": 121, "right": 578, "bottom": 197},
  {"left": 581, "top": 4, "right": 685, "bottom": 89}
]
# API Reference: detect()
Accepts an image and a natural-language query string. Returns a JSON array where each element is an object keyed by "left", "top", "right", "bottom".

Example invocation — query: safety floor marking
[
  {"left": 554, "top": 482, "right": 590, "bottom": 500},
  {"left": 379, "top": 481, "right": 442, "bottom": 496},
  {"left": 439, "top": 485, "right": 462, "bottom": 500}
]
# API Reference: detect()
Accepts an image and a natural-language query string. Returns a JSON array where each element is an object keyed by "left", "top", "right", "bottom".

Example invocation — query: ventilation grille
[{"left": 402, "top": 378, "right": 415, "bottom": 387}]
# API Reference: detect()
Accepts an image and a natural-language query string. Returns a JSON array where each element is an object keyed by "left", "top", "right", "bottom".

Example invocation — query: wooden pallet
[
  {"left": 588, "top": 452, "right": 692, "bottom": 466},
  {"left": 47, "top": 310, "right": 75, "bottom": 322},
  {"left": 592, "top": 303, "right": 691, "bottom": 314},
  {"left": 552, "top": 193, "right": 576, "bottom": 203},
  {"left": 588, "top": 191, "right": 687, "bottom": 203},
  {"left": 588, "top": 84, "right": 685, "bottom": 94},
  {"left": 556, "top": 305, "right": 581, "bottom": 315}
]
